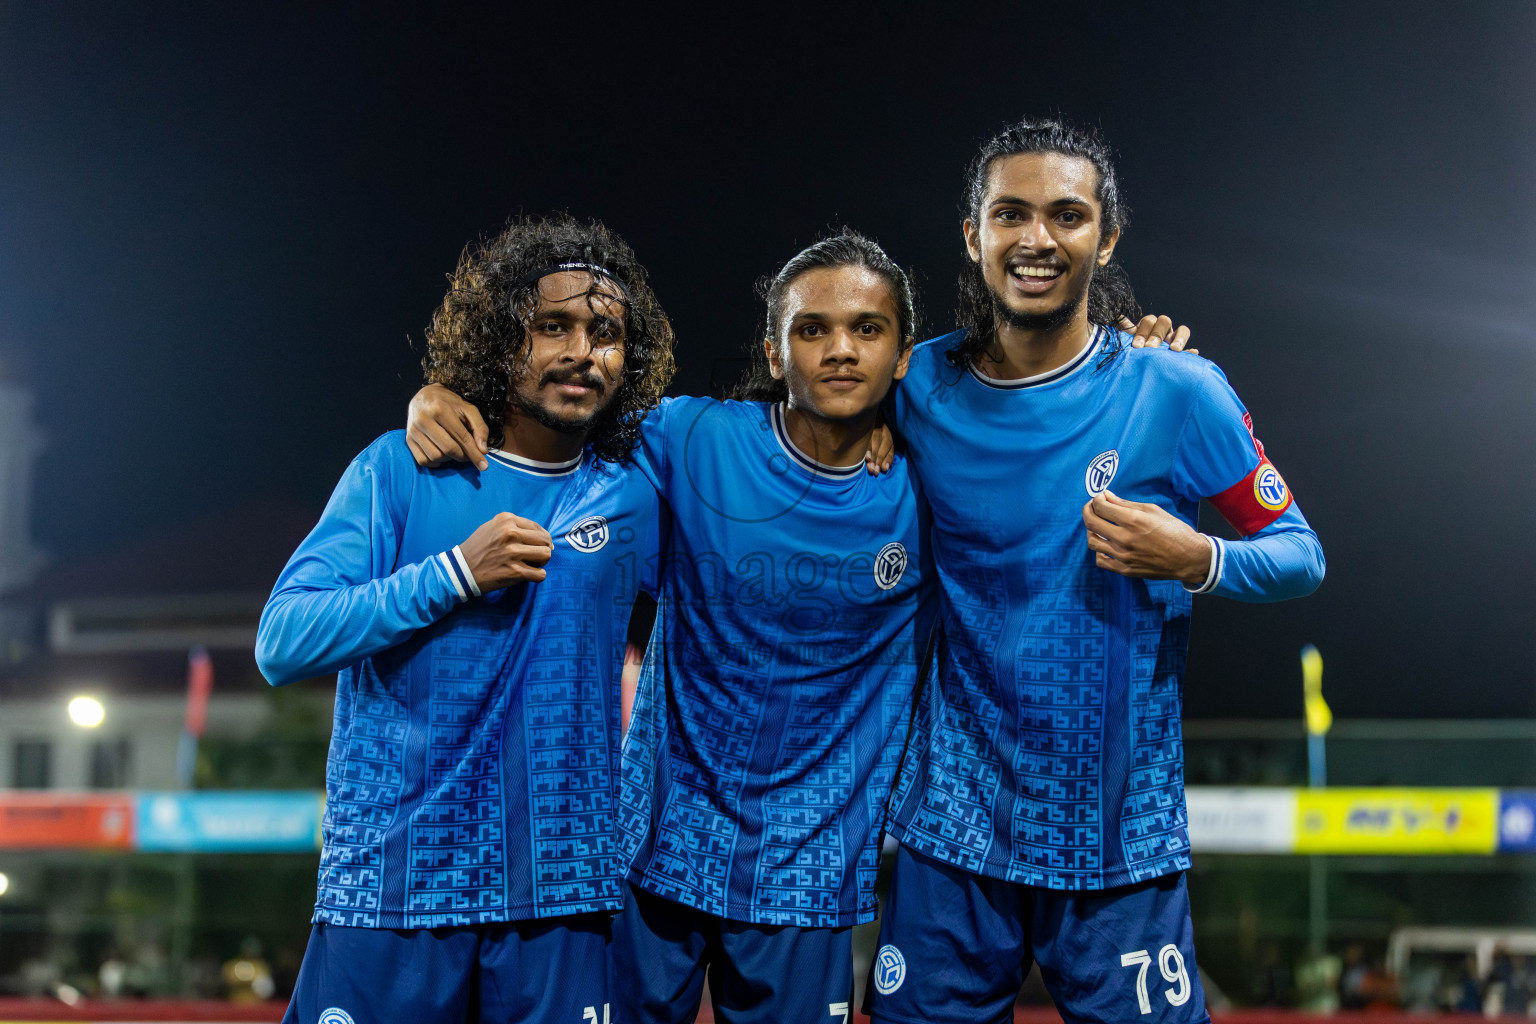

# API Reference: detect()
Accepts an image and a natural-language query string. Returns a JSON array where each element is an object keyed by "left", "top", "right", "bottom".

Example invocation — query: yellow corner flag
[{"left": 1302, "top": 644, "right": 1331, "bottom": 736}]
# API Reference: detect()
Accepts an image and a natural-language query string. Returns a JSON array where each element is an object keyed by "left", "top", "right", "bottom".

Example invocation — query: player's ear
[
  {"left": 963, "top": 218, "right": 982, "bottom": 263},
  {"left": 1096, "top": 225, "right": 1121, "bottom": 266},
  {"left": 764, "top": 336, "right": 785, "bottom": 380},
  {"left": 892, "top": 337, "right": 914, "bottom": 381}
]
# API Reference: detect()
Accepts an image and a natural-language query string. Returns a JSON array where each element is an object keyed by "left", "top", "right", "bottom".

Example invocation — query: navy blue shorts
[
  {"left": 282, "top": 915, "right": 611, "bottom": 1024},
  {"left": 613, "top": 883, "right": 854, "bottom": 1024},
  {"left": 866, "top": 846, "right": 1210, "bottom": 1024}
]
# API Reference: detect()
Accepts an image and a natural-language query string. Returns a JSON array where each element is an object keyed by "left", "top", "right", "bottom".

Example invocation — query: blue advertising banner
[
  {"left": 1497, "top": 790, "right": 1536, "bottom": 853},
  {"left": 135, "top": 792, "right": 322, "bottom": 852}
]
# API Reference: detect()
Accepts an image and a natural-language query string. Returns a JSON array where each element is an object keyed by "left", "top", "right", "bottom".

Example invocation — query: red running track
[
  {"left": 0, "top": 1002, "right": 1496, "bottom": 1023},
  {"left": 0, "top": 1000, "right": 282, "bottom": 1022},
  {"left": 715, "top": 1011, "right": 1486, "bottom": 1024}
]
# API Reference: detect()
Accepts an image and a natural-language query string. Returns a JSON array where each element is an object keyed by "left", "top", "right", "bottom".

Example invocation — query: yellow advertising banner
[{"left": 1294, "top": 788, "right": 1499, "bottom": 854}]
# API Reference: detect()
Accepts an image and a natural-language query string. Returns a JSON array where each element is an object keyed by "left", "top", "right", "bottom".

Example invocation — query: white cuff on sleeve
[
  {"left": 1183, "top": 535, "right": 1224, "bottom": 595},
  {"left": 436, "top": 547, "right": 482, "bottom": 602}
]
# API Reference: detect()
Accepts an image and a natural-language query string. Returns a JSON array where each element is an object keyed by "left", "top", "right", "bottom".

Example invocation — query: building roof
[{"left": 1, "top": 498, "right": 325, "bottom": 697}]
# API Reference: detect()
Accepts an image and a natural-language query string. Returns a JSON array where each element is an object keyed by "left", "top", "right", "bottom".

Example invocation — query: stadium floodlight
[{"left": 67, "top": 695, "right": 105, "bottom": 728}]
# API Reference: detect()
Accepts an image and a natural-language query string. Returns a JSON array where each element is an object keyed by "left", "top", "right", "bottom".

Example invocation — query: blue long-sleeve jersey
[
  {"left": 257, "top": 431, "right": 660, "bottom": 927},
  {"left": 618, "top": 398, "right": 935, "bottom": 927},
  {"left": 887, "top": 329, "right": 1323, "bottom": 890}
]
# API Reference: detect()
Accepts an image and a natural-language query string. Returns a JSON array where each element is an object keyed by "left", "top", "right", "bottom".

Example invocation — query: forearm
[
  {"left": 1197, "top": 506, "right": 1325, "bottom": 603},
  {"left": 256, "top": 551, "right": 465, "bottom": 686}
]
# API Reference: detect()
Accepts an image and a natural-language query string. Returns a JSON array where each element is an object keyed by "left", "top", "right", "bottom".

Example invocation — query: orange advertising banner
[{"left": 0, "top": 793, "right": 134, "bottom": 849}]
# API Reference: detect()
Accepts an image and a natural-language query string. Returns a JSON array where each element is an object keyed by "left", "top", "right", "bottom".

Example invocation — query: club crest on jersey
[
  {"left": 1254, "top": 464, "right": 1289, "bottom": 511},
  {"left": 319, "top": 1010, "right": 355, "bottom": 1024},
  {"left": 874, "top": 945, "right": 907, "bottom": 994},
  {"left": 565, "top": 515, "right": 610, "bottom": 553},
  {"left": 874, "top": 542, "right": 908, "bottom": 591},
  {"left": 1085, "top": 449, "right": 1119, "bottom": 497}
]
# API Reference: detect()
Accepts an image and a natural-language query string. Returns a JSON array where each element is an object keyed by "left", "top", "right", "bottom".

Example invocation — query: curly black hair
[
  {"left": 949, "top": 116, "right": 1141, "bottom": 368},
  {"left": 422, "top": 214, "right": 676, "bottom": 464},
  {"left": 733, "top": 228, "right": 918, "bottom": 402}
]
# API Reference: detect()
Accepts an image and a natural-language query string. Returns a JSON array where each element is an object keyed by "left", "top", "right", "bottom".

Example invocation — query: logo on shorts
[
  {"left": 1085, "top": 450, "right": 1119, "bottom": 496},
  {"left": 873, "top": 944, "right": 907, "bottom": 995},
  {"left": 565, "top": 515, "right": 610, "bottom": 553},
  {"left": 1253, "top": 464, "right": 1289, "bottom": 511},
  {"left": 874, "top": 542, "right": 908, "bottom": 591},
  {"left": 319, "top": 1010, "right": 355, "bottom": 1024}
]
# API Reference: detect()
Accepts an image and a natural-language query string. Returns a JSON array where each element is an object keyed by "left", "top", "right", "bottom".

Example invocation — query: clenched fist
[
  {"left": 458, "top": 513, "right": 553, "bottom": 591},
  {"left": 1082, "top": 490, "right": 1210, "bottom": 584}
]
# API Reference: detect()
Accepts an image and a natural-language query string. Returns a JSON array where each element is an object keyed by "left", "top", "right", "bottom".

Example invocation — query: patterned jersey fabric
[
  {"left": 258, "top": 431, "right": 660, "bottom": 927},
  {"left": 887, "top": 330, "right": 1323, "bottom": 890},
  {"left": 619, "top": 397, "right": 934, "bottom": 927}
]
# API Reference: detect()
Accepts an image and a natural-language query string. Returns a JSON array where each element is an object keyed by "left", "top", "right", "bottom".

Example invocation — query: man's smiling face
[
  {"left": 508, "top": 269, "right": 628, "bottom": 433},
  {"left": 964, "top": 151, "right": 1120, "bottom": 333}
]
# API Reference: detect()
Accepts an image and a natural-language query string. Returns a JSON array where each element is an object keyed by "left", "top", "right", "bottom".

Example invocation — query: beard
[
  {"left": 509, "top": 391, "right": 590, "bottom": 434},
  {"left": 989, "top": 263, "right": 1093, "bottom": 333},
  {"left": 508, "top": 368, "right": 612, "bottom": 435}
]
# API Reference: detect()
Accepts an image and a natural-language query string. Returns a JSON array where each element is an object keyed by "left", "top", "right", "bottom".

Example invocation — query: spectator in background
[
  {"left": 1250, "top": 941, "right": 1293, "bottom": 1007},
  {"left": 1340, "top": 945, "right": 1398, "bottom": 1010},
  {"left": 1484, "top": 953, "right": 1536, "bottom": 1017},
  {"left": 221, "top": 936, "right": 275, "bottom": 1003},
  {"left": 1341, "top": 945, "right": 1369, "bottom": 1010},
  {"left": 1507, "top": 954, "right": 1536, "bottom": 1016},
  {"left": 1400, "top": 959, "right": 1445, "bottom": 1013},
  {"left": 1449, "top": 954, "right": 1483, "bottom": 1013},
  {"left": 97, "top": 948, "right": 127, "bottom": 999}
]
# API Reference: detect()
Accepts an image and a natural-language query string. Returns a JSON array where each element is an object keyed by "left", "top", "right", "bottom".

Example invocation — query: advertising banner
[
  {"left": 0, "top": 793, "right": 134, "bottom": 849},
  {"left": 135, "top": 791, "right": 322, "bottom": 852},
  {"left": 1293, "top": 788, "right": 1498, "bottom": 854},
  {"left": 1497, "top": 790, "right": 1536, "bottom": 853},
  {"left": 3, "top": 788, "right": 1532, "bottom": 856},
  {"left": 1187, "top": 787, "right": 1297, "bottom": 853}
]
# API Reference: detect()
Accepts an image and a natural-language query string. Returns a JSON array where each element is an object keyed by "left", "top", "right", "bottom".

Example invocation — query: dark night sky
[{"left": 2, "top": 3, "right": 1533, "bottom": 717}]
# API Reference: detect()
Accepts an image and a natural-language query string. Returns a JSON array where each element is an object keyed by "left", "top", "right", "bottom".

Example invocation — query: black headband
[{"left": 514, "top": 261, "right": 631, "bottom": 302}]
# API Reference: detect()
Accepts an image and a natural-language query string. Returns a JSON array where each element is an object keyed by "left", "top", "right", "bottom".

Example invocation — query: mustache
[{"left": 538, "top": 368, "right": 606, "bottom": 394}]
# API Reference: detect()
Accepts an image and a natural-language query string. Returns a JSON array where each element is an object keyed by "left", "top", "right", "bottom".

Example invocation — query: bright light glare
[
  {"left": 68, "top": 696, "right": 105, "bottom": 728},
  {"left": 0, "top": 872, "right": 9, "bottom": 896}
]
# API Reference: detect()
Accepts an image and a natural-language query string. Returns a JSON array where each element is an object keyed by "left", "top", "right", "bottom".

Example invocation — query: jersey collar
[
  {"left": 967, "top": 325, "right": 1102, "bottom": 390},
  {"left": 770, "top": 403, "right": 865, "bottom": 479},
  {"left": 485, "top": 448, "right": 584, "bottom": 476}
]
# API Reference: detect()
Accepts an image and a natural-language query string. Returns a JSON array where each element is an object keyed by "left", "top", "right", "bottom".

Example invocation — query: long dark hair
[
  {"left": 948, "top": 116, "right": 1140, "bottom": 368},
  {"left": 734, "top": 229, "right": 918, "bottom": 402},
  {"left": 421, "top": 214, "right": 675, "bottom": 464}
]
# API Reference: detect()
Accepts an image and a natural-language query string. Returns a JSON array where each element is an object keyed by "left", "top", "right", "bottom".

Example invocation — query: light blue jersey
[
  {"left": 888, "top": 329, "right": 1323, "bottom": 890},
  {"left": 258, "top": 431, "right": 660, "bottom": 927},
  {"left": 619, "top": 397, "right": 935, "bottom": 927}
]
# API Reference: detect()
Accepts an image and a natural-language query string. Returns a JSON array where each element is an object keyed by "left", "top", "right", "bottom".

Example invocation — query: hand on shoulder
[
  {"left": 1119, "top": 314, "right": 1198, "bottom": 356},
  {"left": 407, "top": 384, "right": 489, "bottom": 471}
]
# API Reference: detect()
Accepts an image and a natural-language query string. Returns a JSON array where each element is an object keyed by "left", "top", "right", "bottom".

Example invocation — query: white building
[{"left": 0, "top": 376, "right": 328, "bottom": 791}]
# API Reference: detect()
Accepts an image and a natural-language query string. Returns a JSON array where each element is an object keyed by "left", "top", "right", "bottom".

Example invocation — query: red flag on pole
[{"left": 185, "top": 645, "right": 214, "bottom": 738}]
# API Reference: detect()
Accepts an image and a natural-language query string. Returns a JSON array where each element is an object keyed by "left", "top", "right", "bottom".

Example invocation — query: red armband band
[{"left": 1208, "top": 459, "right": 1292, "bottom": 536}]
